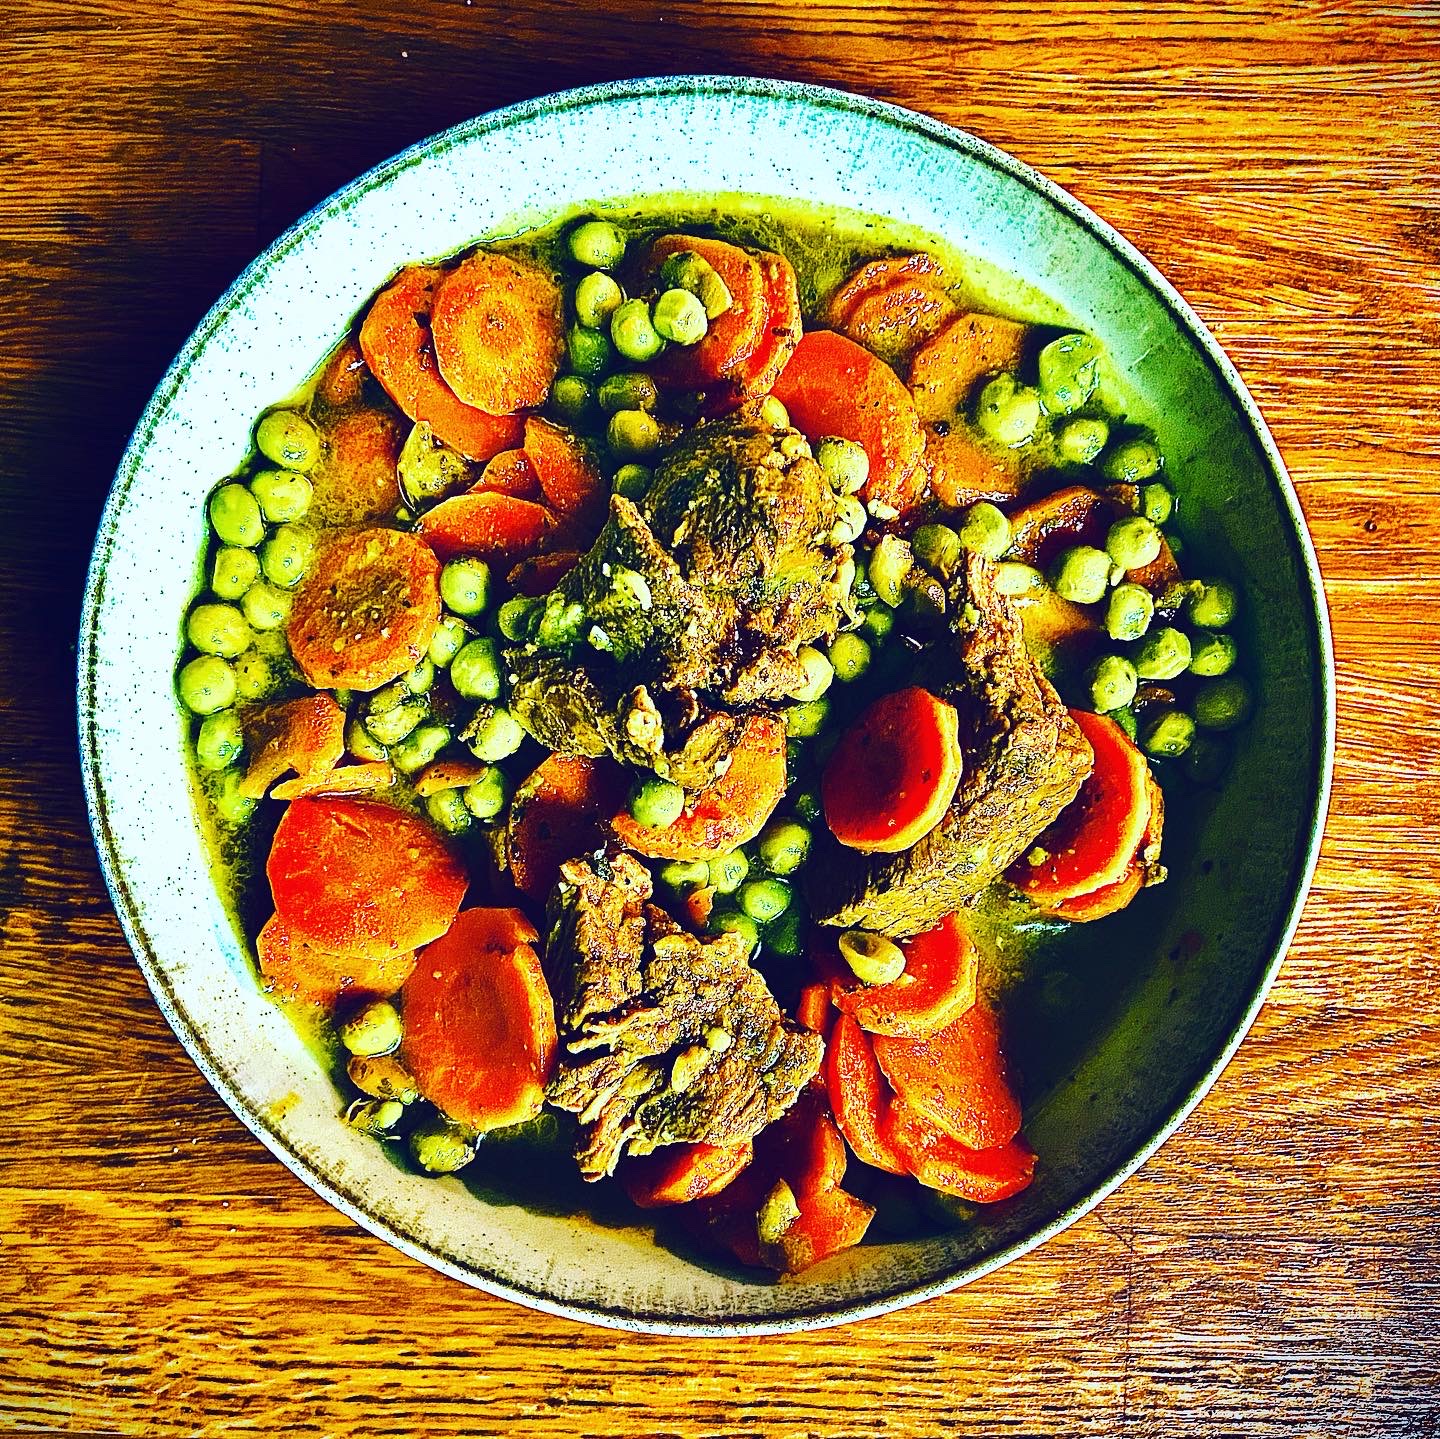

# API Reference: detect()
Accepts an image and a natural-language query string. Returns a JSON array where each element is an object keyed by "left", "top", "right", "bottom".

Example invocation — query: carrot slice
[
  {"left": 507, "top": 549, "right": 581, "bottom": 597},
  {"left": 308, "top": 407, "right": 403, "bottom": 527},
  {"left": 923, "top": 428, "right": 1023, "bottom": 510},
  {"left": 400, "top": 907, "right": 556, "bottom": 1132},
  {"left": 473, "top": 447, "right": 543, "bottom": 500},
  {"left": 826, "top": 1014, "right": 908, "bottom": 1175},
  {"left": 719, "top": 249, "right": 803, "bottom": 410},
  {"left": 267, "top": 795, "right": 468, "bottom": 959},
  {"left": 620, "top": 1141, "right": 753, "bottom": 1209},
  {"left": 649, "top": 235, "right": 768, "bottom": 392},
  {"left": 821, "top": 687, "right": 962, "bottom": 854},
  {"left": 833, "top": 912, "right": 978, "bottom": 1038},
  {"left": 611, "top": 714, "right": 787, "bottom": 861},
  {"left": 270, "top": 761, "right": 395, "bottom": 802},
  {"left": 522, "top": 416, "right": 604, "bottom": 525},
  {"left": 256, "top": 913, "right": 415, "bottom": 1009},
  {"left": 315, "top": 337, "right": 368, "bottom": 409},
  {"left": 1009, "top": 710, "right": 1152, "bottom": 904},
  {"left": 872, "top": 1003, "right": 1022, "bottom": 1152},
  {"left": 430, "top": 251, "right": 565, "bottom": 416},
  {"left": 684, "top": 884, "right": 717, "bottom": 933},
  {"left": 909, "top": 312, "right": 1029, "bottom": 424},
  {"left": 771, "top": 329, "right": 926, "bottom": 513},
  {"left": 239, "top": 693, "right": 346, "bottom": 800},
  {"left": 827, "top": 254, "right": 958, "bottom": 370},
  {"left": 884, "top": 1101, "right": 1037, "bottom": 1203},
  {"left": 413, "top": 759, "right": 488, "bottom": 796},
  {"left": 506, "top": 754, "right": 629, "bottom": 902},
  {"left": 287, "top": 527, "right": 441, "bottom": 691},
  {"left": 826, "top": 254, "right": 942, "bottom": 324},
  {"left": 795, "top": 982, "right": 832, "bottom": 1037},
  {"left": 773, "top": 1184, "right": 876, "bottom": 1274},
  {"left": 416, "top": 491, "right": 554, "bottom": 564}
]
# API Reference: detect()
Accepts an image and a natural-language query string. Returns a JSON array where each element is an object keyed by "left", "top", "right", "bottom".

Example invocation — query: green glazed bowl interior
[{"left": 78, "top": 76, "right": 1333, "bottom": 1335}]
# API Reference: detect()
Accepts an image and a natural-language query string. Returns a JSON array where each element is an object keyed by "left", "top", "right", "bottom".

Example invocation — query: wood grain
[{"left": 2, "top": 1, "right": 1438, "bottom": 1434}]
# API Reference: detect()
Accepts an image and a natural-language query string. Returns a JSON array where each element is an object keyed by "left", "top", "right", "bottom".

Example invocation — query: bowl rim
[{"left": 77, "top": 73, "right": 1336, "bottom": 1336}]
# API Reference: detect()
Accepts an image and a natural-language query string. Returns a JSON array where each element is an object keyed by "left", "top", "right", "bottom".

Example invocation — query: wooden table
[{"left": 4, "top": 2, "right": 1437, "bottom": 1433}]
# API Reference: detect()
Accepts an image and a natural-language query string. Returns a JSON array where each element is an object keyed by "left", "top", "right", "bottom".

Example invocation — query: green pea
[
  {"left": 209, "top": 483, "right": 265, "bottom": 547},
  {"left": 186, "top": 603, "right": 253, "bottom": 659},
  {"left": 956, "top": 502, "right": 1011, "bottom": 560},
  {"left": 496, "top": 597, "right": 538, "bottom": 643},
  {"left": 792, "top": 790, "right": 822, "bottom": 824},
  {"left": 1189, "top": 633, "right": 1237, "bottom": 678},
  {"left": 467, "top": 706, "right": 525, "bottom": 762},
  {"left": 462, "top": 767, "right": 510, "bottom": 821},
  {"left": 421, "top": 616, "right": 464, "bottom": 667},
  {"left": 1185, "top": 734, "right": 1231, "bottom": 785},
  {"left": 211, "top": 546, "right": 261, "bottom": 600},
  {"left": 409, "top": 1118, "right": 477, "bottom": 1174},
  {"left": 404, "top": 657, "right": 435, "bottom": 695},
  {"left": 549, "top": 374, "right": 593, "bottom": 424},
  {"left": 211, "top": 769, "right": 256, "bottom": 825},
  {"left": 1134, "top": 626, "right": 1193, "bottom": 681},
  {"left": 1101, "top": 437, "right": 1162, "bottom": 484},
  {"left": 660, "top": 250, "right": 733, "bottom": 317},
  {"left": 629, "top": 776, "right": 685, "bottom": 829},
  {"left": 346, "top": 1098, "right": 405, "bottom": 1135},
  {"left": 1106, "top": 582, "right": 1155, "bottom": 642},
  {"left": 241, "top": 581, "right": 292, "bottom": 632},
  {"left": 390, "top": 723, "right": 449, "bottom": 775},
  {"left": 339, "top": 1000, "right": 403, "bottom": 1057},
  {"left": 425, "top": 788, "right": 472, "bottom": 835},
  {"left": 1141, "top": 709, "right": 1197, "bottom": 757},
  {"left": 976, "top": 374, "right": 1042, "bottom": 447},
  {"left": 346, "top": 717, "right": 387, "bottom": 762},
  {"left": 786, "top": 698, "right": 830, "bottom": 738},
  {"left": 439, "top": 558, "right": 491, "bottom": 616},
  {"left": 250, "top": 469, "right": 313, "bottom": 524},
  {"left": 660, "top": 859, "right": 709, "bottom": 893},
  {"left": 254, "top": 409, "right": 321, "bottom": 472},
  {"left": 839, "top": 929, "right": 906, "bottom": 986},
  {"left": 1087, "top": 654, "right": 1138, "bottom": 713},
  {"left": 994, "top": 561, "right": 1046, "bottom": 597},
  {"left": 765, "top": 908, "right": 804, "bottom": 959},
  {"left": 1111, "top": 705, "right": 1138, "bottom": 742},
  {"left": 568, "top": 219, "right": 626, "bottom": 270},
  {"left": 790, "top": 646, "right": 834, "bottom": 703},
  {"left": 612, "top": 463, "right": 653, "bottom": 500},
  {"left": 652, "top": 288, "right": 708, "bottom": 345},
  {"left": 607, "top": 407, "right": 661, "bottom": 459},
  {"left": 1037, "top": 333, "right": 1100, "bottom": 415},
  {"left": 708, "top": 850, "right": 750, "bottom": 895},
  {"left": 710, "top": 909, "right": 761, "bottom": 954},
  {"left": 1140, "top": 482, "right": 1174, "bottom": 524},
  {"left": 1105, "top": 515, "right": 1162, "bottom": 572},
  {"left": 862, "top": 603, "right": 895, "bottom": 642},
  {"left": 830, "top": 495, "right": 867, "bottom": 546},
  {"left": 610, "top": 299, "right": 665, "bottom": 363},
  {"left": 233, "top": 651, "right": 274, "bottom": 701},
  {"left": 759, "top": 395, "right": 790, "bottom": 429},
  {"left": 1188, "top": 578, "right": 1240, "bottom": 629},
  {"left": 816, "top": 436, "right": 870, "bottom": 494},
  {"left": 1050, "top": 545, "right": 1111, "bottom": 604},
  {"left": 260, "top": 525, "right": 313, "bottom": 589},
  {"left": 195, "top": 710, "right": 244, "bottom": 770},
  {"left": 912, "top": 523, "right": 963, "bottom": 579},
  {"left": 1194, "top": 676, "right": 1252, "bottom": 730},
  {"left": 868, "top": 535, "right": 914, "bottom": 607},
  {"left": 450, "top": 639, "right": 502, "bottom": 701},
  {"left": 567, "top": 323, "right": 612, "bottom": 379},
  {"left": 534, "top": 596, "right": 586, "bottom": 649},
  {"left": 252, "top": 626, "right": 288, "bottom": 657},
  {"left": 828, "top": 631, "right": 872, "bottom": 683},
  {"left": 1056, "top": 416, "right": 1110, "bottom": 465},
  {"left": 756, "top": 820, "right": 811, "bottom": 875},
  {"left": 598, "top": 371, "right": 660, "bottom": 414},
  {"left": 364, "top": 698, "right": 426, "bottom": 746},
  {"left": 575, "top": 270, "right": 624, "bottom": 328},
  {"left": 740, "top": 878, "right": 792, "bottom": 924}
]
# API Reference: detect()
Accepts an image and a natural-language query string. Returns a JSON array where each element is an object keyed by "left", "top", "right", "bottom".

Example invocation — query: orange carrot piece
[
  {"left": 270, "top": 761, "right": 395, "bottom": 803},
  {"left": 771, "top": 329, "right": 926, "bottom": 514},
  {"left": 909, "top": 312, "right": 1029, "bottom": 424},
  {"left": 413, "top": 759, "right": 489, "bottom": 796},
  {"left": 923, "top": 427, "right": 1023, "bottom": 510},
  {"left": 400, "top": 908, "right": 556, "bottom": 1133},
  {"left": 473, "top": 447, "right": 543, "bottom": 500},
  {"left": 505, "top": 755, "right": 629, "bottom": 901},
  {"left": 649, "top": 234, "right": 768, "bottom": 393},
  {"left": 826, "top": 1014, "right": 908, "bottom": 1176},
  {"left": 507, "top": 549, "right": 582, "bottom": 597},
  {"left": 620, "top": 1141, "right": 754, "bottom": 1209},
  {"left": 256, "top": 913, "right": 415, "bottom": 1009},
  {"left": 684, "top": 884, "right": 717, "bottom": 933},
  {"left": 287, "top": 527, "right": 441, "bottom": 692},
  {"left": 884, "top": 1102, "right": 1037, "bottom": 1203},
  {"left": 267, "top": 795, "right": 468, "bottom": 960},
  {"left": 522, "top": 416, "right": 604, "bottom": 524},
  {"left": 713, "top": 249, "right": 803, "bottom": 412},
  {"left": 430, "top": 252, "right": 565, "bottom": 416},
  {"left": 308, "top": 407, "right": 403, "bottom": 527},
  {"left": 314, "top": 337, "right": 368, "bottom": 410},
  {"left": 239, "top": 693, "right": 346, "bottom": 800},
  {"left": 826, "top": 253, "right": 943, "bottom": 326},
  {"left": 611, "top": 715, "right": 787, "bottom": 861},
  {"left": 834, "top": 912, "right": 978, "bottom": 1039},
  {"left": 872, "top": 1003, "right": 1022, "bottom": 1152},
  {"left": 416, "top": 491, "right": 555, "bottom": 564},
  {"left": 795, "top": 982, "right": 833, "bottom": 1037},
  {"left": 836, "top": 279, "right": 958, "bottom": 369},
  {"left": 358, "top": 265, "right": 525, "bottom": 462}
]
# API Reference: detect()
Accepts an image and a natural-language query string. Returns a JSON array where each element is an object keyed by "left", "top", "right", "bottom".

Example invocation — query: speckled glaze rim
[{"left": 78, "top": 75, "right": 1335, "bottom": 1337}]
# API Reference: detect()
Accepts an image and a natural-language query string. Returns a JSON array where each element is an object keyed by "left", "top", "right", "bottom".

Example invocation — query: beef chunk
[
  {"left": 808, "top": 551, "right": 1094, "bottom": 936},
  {"left": 544, "top": 849, "right": 823, "bottom": 1180}
]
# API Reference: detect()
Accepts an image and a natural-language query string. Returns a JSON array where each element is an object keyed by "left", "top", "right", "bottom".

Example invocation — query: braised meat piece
[
  {"left": 508, "top": 412, "right": 850, "bottom": 790},
  {"left": 544, "top": 849, "right": 823, "bottom": 1180},
  {"left": 808, "top": 551, "right": 1094, "bottom": 936}
]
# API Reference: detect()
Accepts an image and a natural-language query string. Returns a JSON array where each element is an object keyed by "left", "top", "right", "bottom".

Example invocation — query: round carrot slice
[
  {"left": 400, "top": 908, "right": 556, "bottom": 1133},
  {"left": 909, "top": 311, "right": 1029, "bottom": 425},
  {"left": 266, "top": 796, "right": 467, "bottom": 960},
  {"left": 833, "top": 912, "right": 979, "bottom": 1038},
  {"left": 649, "top": 235, "right": 768, "bottom": 391},
  {"left": 883, "top": 1101, "right": 1036, "bottom": 1203},
  {"left": 506, "top": 755, "right": 629, "bottom": 902},
  {"left": 358, "top": 264, "right": 525, "bottom": 462},
  {"left": 309, "top": 407, "right": 402, "bottom": 527},
  {"left": 473, "top": 447, "right": 542, "bottom": 500},
  {"left": 825, "top": 1014, "right": 908, "bottom": 1175},
  {"left": 821, "top": 687, "right": 962, "bottom": 854},
  {"left": 522, "top": 415, "right": 604, "bottom": 524},
  {"left": 256, "top": 913, "right": 415, "bottom": 1009},
  {"left": 729, "top": 250, "right": 803, "bottom": 406},
  {"left": 620, "top": 1141, "right": 754, "bottom": 1209},
  {"left": 430, "top": 252, "right": 565, "bottom": 416},
  {"left": 287, "top": 527, "right": 441, "bottom": 691},
  {"left": 415, "top": 491, "right": 554, "bottom": 565},
  {"left": 922, "top": 428, "right": 1022, "bottom": 511}
]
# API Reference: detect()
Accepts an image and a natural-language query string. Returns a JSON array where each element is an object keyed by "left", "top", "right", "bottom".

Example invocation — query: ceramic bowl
[{"left": 78, "top": 76, "right": 1333, "bottom": 1334}]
